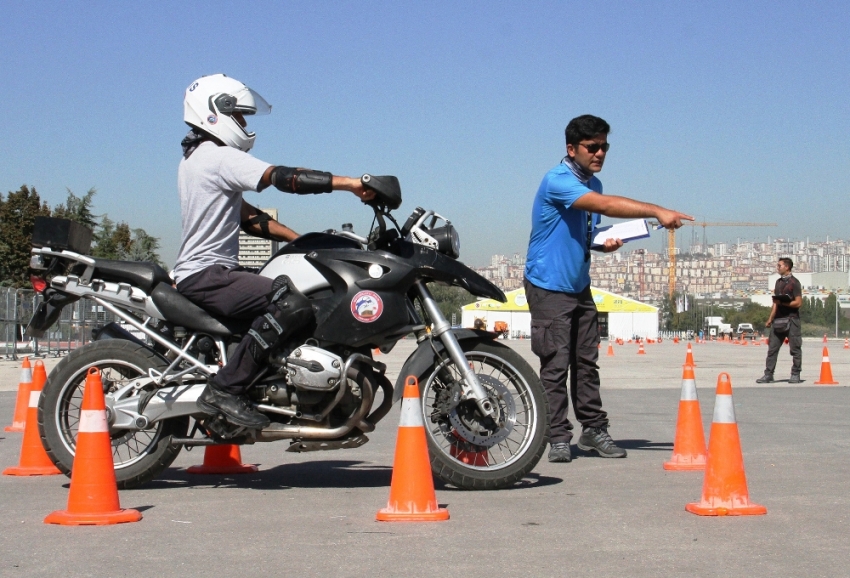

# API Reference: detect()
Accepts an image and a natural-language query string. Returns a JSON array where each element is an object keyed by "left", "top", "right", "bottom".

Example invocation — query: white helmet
[{"left": 183, "top": 74, "right": 271, "bottom": 152}]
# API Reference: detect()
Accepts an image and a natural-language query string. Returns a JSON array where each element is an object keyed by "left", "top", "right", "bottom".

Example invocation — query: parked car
[{"left": 736, "top": 323, "right": 756, "bottom": 340}]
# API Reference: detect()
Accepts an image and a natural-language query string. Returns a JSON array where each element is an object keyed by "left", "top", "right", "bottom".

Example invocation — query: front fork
[{"left": 414, "top": 280, "right": 496, "bottom": 419}]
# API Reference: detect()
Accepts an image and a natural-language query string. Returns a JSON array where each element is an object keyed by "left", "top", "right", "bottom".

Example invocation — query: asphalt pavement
[{"left": 1, "top": 338, "right": 848, "bottom": 577}]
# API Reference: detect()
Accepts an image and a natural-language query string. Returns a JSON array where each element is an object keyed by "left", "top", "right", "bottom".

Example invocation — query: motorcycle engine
[{"left": 285, "top": 345, "right": 344, "bottom": 391}]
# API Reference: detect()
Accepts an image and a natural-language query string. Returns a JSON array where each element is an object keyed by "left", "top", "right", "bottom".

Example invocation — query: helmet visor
[{"left": 230, "top": 86, "right": 272, "bottom": 116}]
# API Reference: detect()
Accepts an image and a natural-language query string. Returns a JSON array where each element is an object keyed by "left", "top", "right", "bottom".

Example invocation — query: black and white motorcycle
[{"left": 27, "top": 175, "right": 549, "bottom": 489}]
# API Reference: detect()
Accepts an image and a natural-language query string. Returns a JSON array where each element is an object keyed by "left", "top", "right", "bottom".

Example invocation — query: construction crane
[{"left": 649, "top": 221, "right": 777, "bottom": 296}]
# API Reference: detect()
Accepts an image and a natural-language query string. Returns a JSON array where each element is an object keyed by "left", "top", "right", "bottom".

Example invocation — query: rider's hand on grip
[{"left": 361, "top": 174, "right": 402, "bottom": 210}]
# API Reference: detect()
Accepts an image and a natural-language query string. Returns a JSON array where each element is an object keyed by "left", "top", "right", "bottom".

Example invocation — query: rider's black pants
[{"left": 177, "top": 265, "right": 274, "bottom": 395}]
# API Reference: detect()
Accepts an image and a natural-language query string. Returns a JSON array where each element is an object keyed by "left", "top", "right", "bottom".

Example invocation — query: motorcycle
[{"left": 26, "top": 175, "right": 549, "bottom": 490}]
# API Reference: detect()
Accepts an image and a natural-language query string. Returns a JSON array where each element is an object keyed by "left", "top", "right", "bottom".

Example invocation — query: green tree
[
  {"left": 92, "top": 216, "right": 134, "bottom": 260},
  {"left": 426, "top": 284, "right": 475, "bottom": 326},
  {"left": 126, "top": 228, "right": 164, "bottom": 267},
  {"left": 0, "top": 185, "right": 51, "bottom": 287},
  {"left": 52, "top": 188, "right": 98, "bottom": 229}
]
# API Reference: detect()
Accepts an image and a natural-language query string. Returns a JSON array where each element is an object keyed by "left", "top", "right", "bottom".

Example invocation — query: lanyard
[{"left": 585, "top": 212, "right": 594, "bottom": 262}]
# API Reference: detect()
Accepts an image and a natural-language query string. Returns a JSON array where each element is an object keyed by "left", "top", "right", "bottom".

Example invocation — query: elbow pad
[
  {"left": 270, "top": 166, "right": 333, "bottom": 194},
  {"left": 241, "top": 210, "right": 274, "bottom": 240}
]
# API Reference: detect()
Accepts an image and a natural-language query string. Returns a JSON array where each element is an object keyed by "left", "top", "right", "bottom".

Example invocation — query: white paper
[{"left": 591, "top": 219, "right": 650, "bottom": 248}]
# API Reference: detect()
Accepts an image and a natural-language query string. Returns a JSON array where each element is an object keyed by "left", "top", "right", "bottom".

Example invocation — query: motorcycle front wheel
[
  {"left": 38, "top": 339, "right": 189, "bottom": 489},
  {"left": 420, "top": 339, "right": 549, "bottom": 490}
]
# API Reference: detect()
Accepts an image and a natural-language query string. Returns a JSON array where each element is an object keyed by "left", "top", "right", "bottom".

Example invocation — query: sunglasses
[{"left": 579, "top": 142, "right": 610, "bottom": 154}]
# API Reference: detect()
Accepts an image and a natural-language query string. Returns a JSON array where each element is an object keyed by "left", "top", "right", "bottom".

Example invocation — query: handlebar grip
[{"left": 400, "top": 207, "right": 426, "bottom": 238}]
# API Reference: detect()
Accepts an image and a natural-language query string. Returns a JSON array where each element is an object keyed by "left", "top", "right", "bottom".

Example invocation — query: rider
[{"left": 173, "top": 74, "right": 374, "bottom": 430}]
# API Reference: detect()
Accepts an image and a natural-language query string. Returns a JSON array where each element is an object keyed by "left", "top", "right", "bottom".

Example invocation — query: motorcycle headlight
[{"left": 430, "top": 225, "right": 460, "bottom": 259}]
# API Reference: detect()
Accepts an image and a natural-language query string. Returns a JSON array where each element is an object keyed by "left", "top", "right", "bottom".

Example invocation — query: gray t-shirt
[{"left": 173, "top": 141, "right": 271, "bottom": 284}]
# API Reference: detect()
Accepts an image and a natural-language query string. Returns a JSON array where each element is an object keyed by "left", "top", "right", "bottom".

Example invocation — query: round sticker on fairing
[
  {"left": 351, "top": 291, "right": 383, "bottom": 323},
  {"left": 207, "top": 115, "right": 218, "bottom": 125}
]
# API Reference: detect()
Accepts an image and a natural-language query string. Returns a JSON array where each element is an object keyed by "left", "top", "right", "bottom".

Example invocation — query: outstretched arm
[
  {"left": 572, "top": 192, "right": 693, "bottom": 229},
  {"left": 260, "top": 166, "right": 375, "bottom": 202},
  {"left": 240, "top": 200, "right": 299, "bottom": 242}
]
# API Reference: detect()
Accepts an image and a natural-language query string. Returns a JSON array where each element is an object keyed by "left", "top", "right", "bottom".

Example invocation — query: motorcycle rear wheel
[
  {"left": 420, "top": 340, "right": 549, "bottom": 490},
  {"left": 38, "top": 339, "right": 189, "bottom": 489}
]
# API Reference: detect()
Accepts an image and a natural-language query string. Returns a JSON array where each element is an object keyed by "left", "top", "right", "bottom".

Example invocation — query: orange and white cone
[
  {"left": 637, "top": 342, "right": 646, "bottom": 355},
  {"left": 823, "top": 334, "right": 828, "bottom": 344},
  {"left": 376, "top": 376, "right": 449, "bottom": 522},
  {"left": 684, "top": 342, "right": 696, "bottom": 367},
  {"left": 844, "top": 338, "right": 849, "bottom": 350},
  {"left": 685, "top": 373, "right": 766, "bottom": 516},
  {"left": 187, "top": 445, "right": 258, "bottom": 475},
  {"left": 3, "top": 360, "right": 60, "bottom": 477},
  {"left": 664, "top": 365, "right": 706, "bottom": 471},
  {"left": 45, "top": 368, "right": 141, "bottom": 525},
  {"left": 607, "top": 341, "right": 615, "bottom": 357},
  {"left": 814, "top": 346, "right": 838, "bottom": 385},
  {"left": 4, "top": 357, "right": 34, "bottom": 432}
]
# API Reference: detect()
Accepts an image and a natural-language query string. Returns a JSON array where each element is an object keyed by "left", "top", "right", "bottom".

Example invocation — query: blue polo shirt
[{"left": 524, "top": 162, "right": 601, "bottom": 293}]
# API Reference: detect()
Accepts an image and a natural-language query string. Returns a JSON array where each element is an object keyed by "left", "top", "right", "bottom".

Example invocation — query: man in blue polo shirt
[{"left": 524, "top": 115, "right": 692, "bottom": 463}]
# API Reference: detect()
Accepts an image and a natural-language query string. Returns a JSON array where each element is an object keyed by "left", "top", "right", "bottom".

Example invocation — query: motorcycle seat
[
  {"left": 93, "top": 259, "right": 173, "bottom": 293},
  {"left": 150, "top": 284, "right": 237, "bottom": 338}
]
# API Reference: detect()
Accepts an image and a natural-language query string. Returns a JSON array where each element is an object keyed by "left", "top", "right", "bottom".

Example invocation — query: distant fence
[{"left": 0, "top": 287, "right": 121, "bottom": 360}]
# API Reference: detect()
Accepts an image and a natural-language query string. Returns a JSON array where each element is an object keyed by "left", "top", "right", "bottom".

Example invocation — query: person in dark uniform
[{"left": 757, "top": 258, "right": 803, "bottom": 383}]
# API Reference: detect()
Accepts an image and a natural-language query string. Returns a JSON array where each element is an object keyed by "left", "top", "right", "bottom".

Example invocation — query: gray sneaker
[
  {"left": 577, "top": 427, "right": 627, "bottom": 458},
  {"left": 789, "top": 374, "right": 802, "bottom": 384},
  {"left": 548, "top": 442, "right": 572, "bottom": 463},
  {"left": 756, "top": 373, "right": 775, "bottom": 384}
]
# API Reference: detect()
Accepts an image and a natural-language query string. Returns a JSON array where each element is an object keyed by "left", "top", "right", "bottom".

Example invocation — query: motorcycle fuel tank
[{"left": 259, "top": 253, "right": 331, "bottom": 294}]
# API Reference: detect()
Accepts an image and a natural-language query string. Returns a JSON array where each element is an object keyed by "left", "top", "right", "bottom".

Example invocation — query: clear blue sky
[{"left": 2, "top": 1, "right": 848, "bottom": 267}]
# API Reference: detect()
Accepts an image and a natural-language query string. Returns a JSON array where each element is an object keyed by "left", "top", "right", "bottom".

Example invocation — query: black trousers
[
  {"left": 177, "top": 265, "right": 274, "bottom": 394},
  {"left": 524, "top": 280, "right": 608, "bottom": 444},
  {"left": 764, "top": 316, "right": 802, "bottom": 376}
]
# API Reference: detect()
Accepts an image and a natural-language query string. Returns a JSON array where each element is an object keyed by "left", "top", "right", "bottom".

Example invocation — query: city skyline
[{"left": 474, "top": 234, "right": 850, "bottom": 303}]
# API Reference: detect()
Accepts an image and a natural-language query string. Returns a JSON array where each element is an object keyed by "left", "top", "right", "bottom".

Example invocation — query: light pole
[{"left": 836, "top": 291, "right": 840, "bottom": 338}]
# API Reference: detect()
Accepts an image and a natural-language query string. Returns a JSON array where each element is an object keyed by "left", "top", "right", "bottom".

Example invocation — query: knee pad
[{"left": 246, "top": 277, "right": 314, "bottom": 362}]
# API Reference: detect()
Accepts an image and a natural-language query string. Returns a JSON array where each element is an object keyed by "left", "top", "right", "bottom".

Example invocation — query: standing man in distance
[
  {"left": 757, "top": 258, "right": 803, "bottom": 383},
  {"left": 524, "top": 114, "right": 693, "bottom": 463}
]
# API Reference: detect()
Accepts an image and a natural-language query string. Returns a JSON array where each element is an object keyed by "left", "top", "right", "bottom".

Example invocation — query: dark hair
[
  {"left": 779, "top": 257, "right": 793, "bottom": 270},
  {"left": 565, "top": 115, "right": 610, "bottom": 146}
]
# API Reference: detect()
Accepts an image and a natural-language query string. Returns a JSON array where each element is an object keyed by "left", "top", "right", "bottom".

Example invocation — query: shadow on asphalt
[
  {"left": 593, "top": 438, "right": 673, "bottom": 452},
  {"left": 135, "top": 460, "right": 392, "bottom": 491},
  {"left": 131, "top": 461, "right": 563, "bottom": 492},
  {"left": 436, "top": 472, "right": 563, "bottom": 492}
]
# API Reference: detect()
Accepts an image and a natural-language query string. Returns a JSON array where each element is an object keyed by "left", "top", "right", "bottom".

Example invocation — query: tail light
[{"left": 30, "top": 274, "right": 48, "bottom": 293}]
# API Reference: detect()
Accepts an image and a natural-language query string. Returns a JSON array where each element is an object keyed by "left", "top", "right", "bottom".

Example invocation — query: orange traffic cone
[
  {"left": 814, "top": 346, "right": 838, "bottom": 385},
  {"left": 44, "top": 368, "right": 141, "bottom": 525},
  {"left": 844, "top": 338, "right": 848, "bottom": 350},
  {"left": 686, "top": 373, "right": 766, "bottom": 516},
  {"left": 376, "top": 376, "right": 449, "bottom": 522},
  {"left": 3, "top": 360, "right": 60, "bottom": 477},
  {"left": 607, "top": 341, "right": 615, "bottom": 357},
  {"left": 4, "top": 357, "right": 34, "bottom": 432},
  {"left": 823, "top": 334, "right": 828, "bottom": 344},
  {"left": 684, "top": 343, "right": 696, "bottom": 367},
  {"left": 664, "top": 365, "right": 706, "bottom": 471},
  {"left": 673, "top": 336, "right": 680, "bottom": 343},
  {"left": 637, "top": 342, "right": 646, "bottom": 355},
  {"left": 187, "top": 445, "right": 258, "bottom": 475}
]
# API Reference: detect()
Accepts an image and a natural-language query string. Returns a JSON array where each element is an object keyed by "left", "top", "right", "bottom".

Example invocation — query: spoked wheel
[
  {"left": 39, "top": 340, "right": 188, "bottom": 489},
  {"left": 421, "top": 340, "right": 549, "bottom": 490}
]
